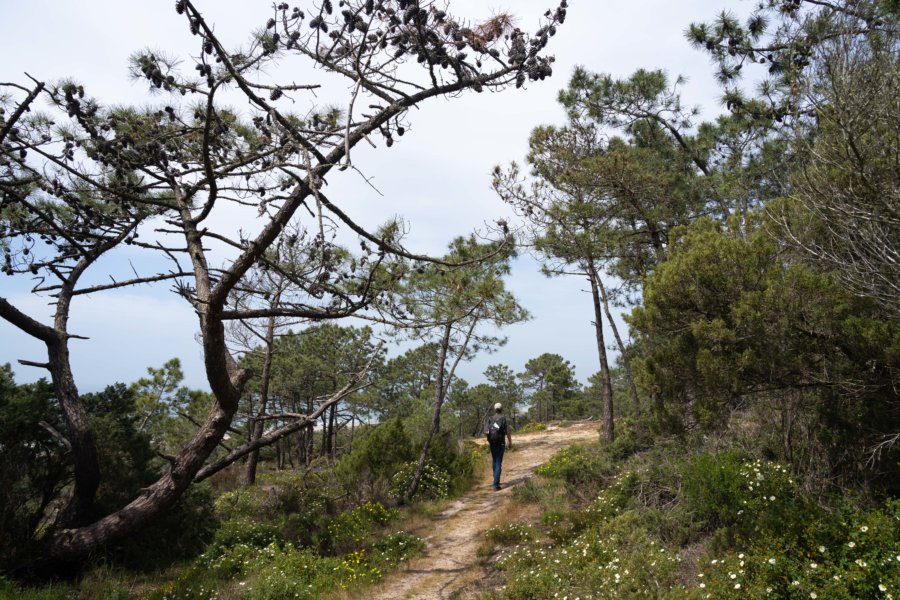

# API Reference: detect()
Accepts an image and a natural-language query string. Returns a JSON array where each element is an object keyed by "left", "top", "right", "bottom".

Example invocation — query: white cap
[{"left": 494, "top": 403, "right": 502, "bottom": 410}]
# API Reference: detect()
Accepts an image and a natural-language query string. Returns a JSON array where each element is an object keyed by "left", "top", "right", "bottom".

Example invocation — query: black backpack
[{"left": 484, "top": 414, "right": 506, "bottom": 443}]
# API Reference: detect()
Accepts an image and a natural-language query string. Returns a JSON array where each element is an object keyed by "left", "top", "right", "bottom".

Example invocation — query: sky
[{"left": 0, "top": 0, "right": 746, "bottom": 391}]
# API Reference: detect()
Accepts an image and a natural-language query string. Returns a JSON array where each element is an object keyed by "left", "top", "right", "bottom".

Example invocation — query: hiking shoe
[{"left": 493, "top": 484, "right": 502, "bottom": 491}]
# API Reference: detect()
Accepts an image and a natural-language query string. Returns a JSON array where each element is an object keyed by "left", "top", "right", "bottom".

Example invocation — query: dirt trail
[{"left": 362, "top": 422, "right": 599, "bottom": 600}]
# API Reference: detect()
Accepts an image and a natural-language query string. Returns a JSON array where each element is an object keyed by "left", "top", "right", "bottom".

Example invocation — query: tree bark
[
  {"left": 243, "top": 314, "right": 277, "bottom": 486},
  {"left": 594, "top": 277, "right": 641, "bottom": 420},
  {"left": 588, "top": 268, "right": 615, "bottom": 442},
  {"left": 403, "top": 322, "right": 453, "bottom": 504}
]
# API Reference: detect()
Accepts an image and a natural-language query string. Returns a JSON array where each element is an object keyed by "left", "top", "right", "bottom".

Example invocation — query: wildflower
[
  {"left": 769, "top": 496, "right": 776, "bottom": 501},
  {"left": 818, "top": 546, "right": 826, "bottom": 553},
  {"left": 735, "top": 583, "right": 741, "bottom": 590},
  {"left": 811, "top": 594, "right": 817, "bottom": 599},
  {"left": 860, "top": 526, "right": 868, "bottom": 533},
  {"left": 879, "top": 584, "right": 887, "bottom": 592},
  {"left": 848, "top": 541, "right": 856, "bottom": 548},
  {"left": 768, "top": 558, "right": 776, "bottom": 565},
  {"left": 810, "top": 562, "right": 817, "bottom": 569}
]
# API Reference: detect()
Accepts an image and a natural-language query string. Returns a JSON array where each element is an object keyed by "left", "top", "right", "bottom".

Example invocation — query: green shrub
[
  {"left": 517, "top": 422, "right": 547, "bottom": 434},
  {"left": 334, "top": 418, "right": 415, "bottom": 501},
  {"left": 390, "top": 461, "right": 451, "bottom": 501},
  {"left": 245, "top": 546, "right": 380, "bottom": 600},
  {"left": 0, "top": 578, "right": 68, "bottom": 600},
  {"left": 681, "top": 452, "right": 804, "bottom": 547},
  {"left": 205, "top": 518, "right": 284, "bottom": 559},
  {"left": 212, "top": 470, "right": 334, "bottom": 551},
  {"left": 484, "top": 522, "right": 536, "bottom": 545},
  {"left": 686, "top": 500, "right": 900, "bottom": 598},
  {"left": 680, "top": 450, "right": 747, "bottom": 528},
  {"left": 495, "top": 518, "right": 681, "bottom": 599},
  {"left": 534, "top": 444, "right": 616, "bottom": 493},
  {"left": 371, "top": 531, "right": 423, "bottom": 566},
  {"left": 326, "top": 501, "right": 397, "bottom": 553}
]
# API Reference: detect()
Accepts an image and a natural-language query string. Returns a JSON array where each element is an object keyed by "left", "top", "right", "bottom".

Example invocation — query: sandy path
[{"left": 362, "top": 422, "right": 599, "bottom": 600}]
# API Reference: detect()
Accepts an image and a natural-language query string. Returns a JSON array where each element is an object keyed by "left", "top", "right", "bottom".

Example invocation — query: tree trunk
[
  {"left": 588, "top": 268, "right": 615, "bottom": 442},
  {"left": 403, "top": 322, "right": 452, "bottom": 504},
  {"left": 242, "top": 315, "right": 277, "bottom": 486},
  {"left": 326, "top": 403, "right": 337, "bottom": 459},
  {"left": 48, "top": 337, "right": 101, "bottom": 529},
  {"left": 594, "top": 277, "right": 641, "bottom": 420}
]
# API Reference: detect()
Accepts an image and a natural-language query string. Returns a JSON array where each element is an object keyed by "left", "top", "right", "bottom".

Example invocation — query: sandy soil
[{"left": 359, "top": 422, "right": 600, "bottom": 600}]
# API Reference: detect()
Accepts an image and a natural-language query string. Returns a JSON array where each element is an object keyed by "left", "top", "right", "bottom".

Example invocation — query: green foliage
[
  {"left": 516, "top": 421, "right": 547, "bottom": 434},
  {"left": 0, "top": 370, "right": 214, "bottom": 570},
  {"left": 517, "top": 353, "right": 579, "bottom": 422},
  {"left": 211, "top": 470, "right": 335, "bottom": 553},
  {"left": 0, "top": 578, "right": 69, "bottom": 600},
  {"left": 680, "top": 451, "right": 748, "bottom": 529},
  {"left": 326, "top": 502, "right": 398, "bottom": 553},
  {"left": 535, "top": 443, "right": 614, "bottom": 494},
  {"left": 629, "top": 217, "right": 900, "bottom": 492},
  {"left": 0, "top": 368, "right": 66, "bottom": 568},
  {"left": 494, "top": 513, "right": 682, "bottom": 599},
  {"left": 334, "top": 418, "right": 415, "bottom": 501},
  {"left": 371, "top": 531, "right": 423, "bottom": 565},
  {"left": 687, "top": 501, "right": 900, "bottom": 599},
  {"left": 485, "top": 522, "right": 536, "bottom": 546},
  {"left": 390, "top": 461, "right": 451, "bottom": 501}
]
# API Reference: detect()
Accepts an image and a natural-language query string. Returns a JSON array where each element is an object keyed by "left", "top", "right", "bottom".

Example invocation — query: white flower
[
  {"left": 768, "top": 558, "right": 777, "bottom": 565},
  {"left": 860, "top": 526, "right": 869, "bottom": 533},
  {"left": 848, "top": 541, "right": 856, "bottom": 548},
  {"left": 810, "top": 562, "right": 818, "bottom": 569},
  {"left": 734, "top": 583, "right": 741, "bottom": 590},
  {"left": 811, "top": 594, "right": 817, "bottom": 599},
  {"left": 879, "top": 584, "right": 888, "bottom": 592},
  {"left": 699, "top": 583, "right": 706, "bottom": 589},
  {"left": 818, "top": 545, "right": 826, "bottom": 553}
]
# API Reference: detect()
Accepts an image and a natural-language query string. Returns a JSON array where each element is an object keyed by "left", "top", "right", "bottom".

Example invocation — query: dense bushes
[
  {"left": 629, "top": 218, "right": 900, "bottom": 495},
  {"left": 0, "top": 372, "right": 216, "bottom": 572},
  {"left": 486, "top": 423, "right": 899, "bottom": 600},
  {"left": 154, "top": 471, "right": 422, "bottom": 599}
]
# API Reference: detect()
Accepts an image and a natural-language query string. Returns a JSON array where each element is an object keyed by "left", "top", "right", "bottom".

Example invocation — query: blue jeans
[{"left": 489, "top": 440, "right": 505, "bottom": 488}]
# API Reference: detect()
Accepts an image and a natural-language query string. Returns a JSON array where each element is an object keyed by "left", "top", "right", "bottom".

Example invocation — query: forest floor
[{"left": 353, "top": 422, "right": 600, "bottom": 600}]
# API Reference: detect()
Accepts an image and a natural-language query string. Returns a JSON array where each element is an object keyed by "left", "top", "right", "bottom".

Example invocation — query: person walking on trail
[{"left": 485, "top": 402, "right": 512, "bottom": 490}]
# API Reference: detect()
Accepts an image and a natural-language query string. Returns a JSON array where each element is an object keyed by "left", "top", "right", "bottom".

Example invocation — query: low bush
[
  {"left": 516, "top": 422, "right": 547, "bottom": 434},
  {"left": 686, "top": 500, "right": 900, "bottom": 598},
  {"left": 390, "top": 461, "right": 451, "bottom": 501},
  {"left": 534, "top": 444, "right": 615, "bottom": 497},
  {"left": 326, "top": 501, "right": 398, "bottom": 553},
  {"left": 494, "top": 518, "right": 682, "bottom": 599},
  {"left": 372, "top": 531, "right": 424, "bottom": 565},
  {"left": 484, "top": 522, "right": 537, "bottom": 546}
]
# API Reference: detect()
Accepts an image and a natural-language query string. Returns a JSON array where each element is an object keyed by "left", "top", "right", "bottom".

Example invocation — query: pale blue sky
[{"left": 0, "top": 0, "right": 746, "bottom": 391}]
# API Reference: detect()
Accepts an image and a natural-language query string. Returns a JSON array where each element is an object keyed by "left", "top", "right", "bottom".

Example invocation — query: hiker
[{"left": 485, "top": 402, "right": 512, "bottom": 490}]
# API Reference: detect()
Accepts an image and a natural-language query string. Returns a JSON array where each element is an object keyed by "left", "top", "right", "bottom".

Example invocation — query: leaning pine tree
[{"left": 0, "top": 0, "right": 567, "bottom": 565}]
